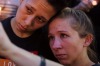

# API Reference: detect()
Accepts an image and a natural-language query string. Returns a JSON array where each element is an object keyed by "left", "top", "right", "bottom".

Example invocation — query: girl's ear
[{"left": 83, "top": 34, "right": 93, "bottom": 47}]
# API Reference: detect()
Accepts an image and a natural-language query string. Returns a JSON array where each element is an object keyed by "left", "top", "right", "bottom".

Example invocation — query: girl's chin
[{"left": 58, "top": 60, "right": 72, "bottom": 65}]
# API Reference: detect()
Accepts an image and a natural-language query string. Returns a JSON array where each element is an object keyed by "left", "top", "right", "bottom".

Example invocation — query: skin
[
  {"left": 48, "top": 17, "right": 94, "bottom": 66},
  {"left": 11, "top": 0, "right": 56, "bottom": 38},
  {"left": 0, "top": 8, "right": 96, "bottom": 66},
  {"left": 0, "top": 23, "right": 63, "bottom": 66}
]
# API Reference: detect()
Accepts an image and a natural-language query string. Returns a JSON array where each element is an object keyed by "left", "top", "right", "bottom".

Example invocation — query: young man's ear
[{"left": 83, "top": 34, "right": 93, "bottom": 47}]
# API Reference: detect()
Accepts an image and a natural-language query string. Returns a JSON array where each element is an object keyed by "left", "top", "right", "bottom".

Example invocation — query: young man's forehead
[
  {"left": 29, "top": 0, "right": 48, "bottom": 4},
  {"left": 26, "top": 0, "right": 56, "bottom": 21}
]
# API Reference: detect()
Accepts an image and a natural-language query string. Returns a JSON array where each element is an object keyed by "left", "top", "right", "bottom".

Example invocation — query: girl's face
[
  {"left": 48, "top": 18, "right": 86, "bottom": 65},
  {"left": 15, "top": 0, "right": 55, "bottom": 33}
]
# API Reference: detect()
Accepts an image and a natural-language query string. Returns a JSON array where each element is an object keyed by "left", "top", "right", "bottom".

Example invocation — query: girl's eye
[
  {"left": 48, "top": 36, "right": 54, "bottom": 41},
  {"left": 60, "top": 34, "right": 69, "bottom": 38}
]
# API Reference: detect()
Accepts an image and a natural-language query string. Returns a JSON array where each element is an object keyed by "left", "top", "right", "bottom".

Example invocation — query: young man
[{"left": 1, "top": 0, "right": 69, "bottom": 63}]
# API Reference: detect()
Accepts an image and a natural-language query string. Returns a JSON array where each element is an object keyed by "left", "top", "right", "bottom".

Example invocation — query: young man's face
[{"left": 15, "top": 0, "right": 56, "bottom": 33}]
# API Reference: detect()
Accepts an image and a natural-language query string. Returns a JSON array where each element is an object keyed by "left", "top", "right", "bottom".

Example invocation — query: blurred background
[{"left": 0, "top": 0, "right": 20, "bottom": 20}]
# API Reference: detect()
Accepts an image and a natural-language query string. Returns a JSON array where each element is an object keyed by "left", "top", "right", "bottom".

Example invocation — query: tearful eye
[
  {"left": 60, "top": 34, "right": 69, "bottom": 38},
  {"left": 48, "top": 36, "right": 55, "bottom": 41}
]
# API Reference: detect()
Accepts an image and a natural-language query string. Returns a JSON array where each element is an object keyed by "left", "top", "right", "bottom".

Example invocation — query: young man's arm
[{"left": 0, "top": 22, "right": 63, "bottom": 66}]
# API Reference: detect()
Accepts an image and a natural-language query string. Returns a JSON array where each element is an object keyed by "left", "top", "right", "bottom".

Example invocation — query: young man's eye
[
  {"left": 26, "top": 6, "right": 33, "bottom": 14},
  {"left": 35, "top": 17, "right": 46, "bottom": 24}
]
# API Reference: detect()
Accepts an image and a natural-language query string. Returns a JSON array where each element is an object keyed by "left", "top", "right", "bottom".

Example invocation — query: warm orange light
[{"left": 91, "top": 0, "right": 98, "bottom": 6}]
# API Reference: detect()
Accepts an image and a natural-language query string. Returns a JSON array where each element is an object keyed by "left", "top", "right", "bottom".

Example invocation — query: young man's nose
[
  {"left": 52, "top": 38, "right": 62, "bottom": 49},
  {"left": 24, "top": 16, "right": 35, "bottom": 26}
]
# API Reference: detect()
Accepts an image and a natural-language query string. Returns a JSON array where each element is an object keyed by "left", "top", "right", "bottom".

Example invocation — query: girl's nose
[{"left": 52, "top": 38, "right": 62, "bottom": 49}]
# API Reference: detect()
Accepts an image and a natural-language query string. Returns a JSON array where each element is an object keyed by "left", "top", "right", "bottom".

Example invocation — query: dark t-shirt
[
  {"left": 2, "top": 17, "right": 41, "bottom": 53},
  {"left": 1, "top": 17, "right": 57, "bottom": 62}
]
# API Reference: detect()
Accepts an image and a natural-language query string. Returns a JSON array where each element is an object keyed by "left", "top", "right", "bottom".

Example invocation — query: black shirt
[{"left": 1, "top": 17, "right": 57, "bottom": 61}]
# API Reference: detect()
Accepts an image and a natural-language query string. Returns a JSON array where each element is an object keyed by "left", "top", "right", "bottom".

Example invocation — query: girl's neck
[{"left": 66, "top": 49, "right": 95, "bottom": 66}]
